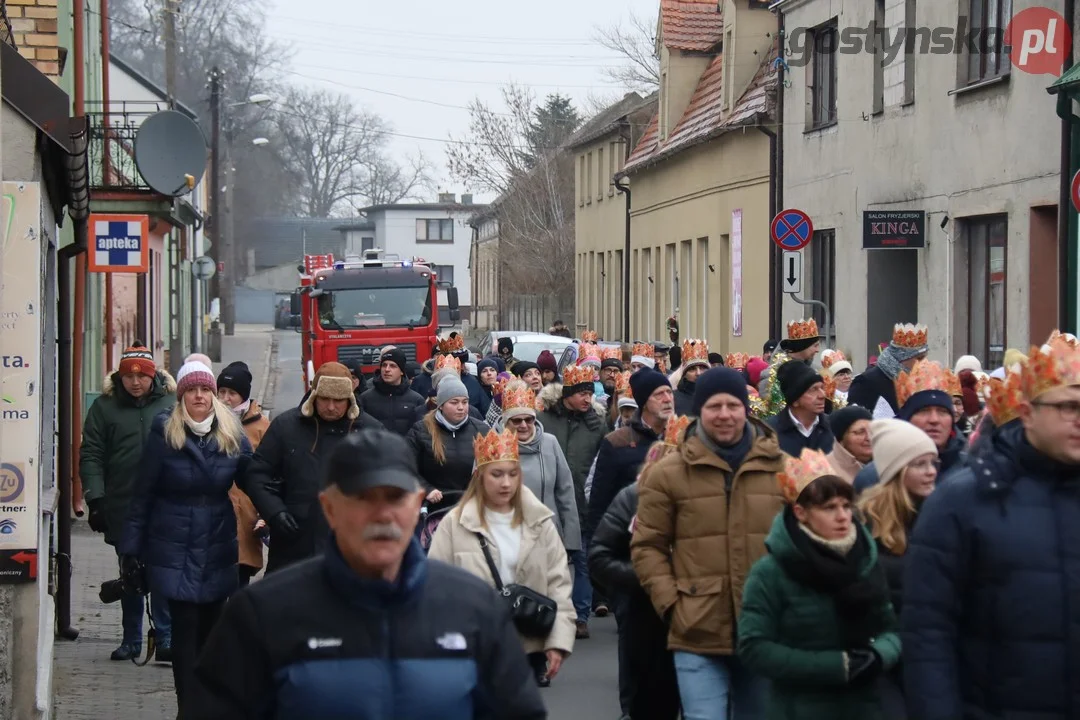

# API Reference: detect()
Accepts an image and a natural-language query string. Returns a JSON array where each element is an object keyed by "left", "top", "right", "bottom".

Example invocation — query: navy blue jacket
[
  {"left": 902, "top": 423, "right": 1080, "bottom": 719},
  {"left": 767, "top": 407, "right": 834, "bottom": 458},
  {"left": 189, "top": 537, "right": 546, "bottom": 720},
  {"left": 119, "top": 413, "right": 252, "bottom": 603},
  {"left": 586, "top": 419, "right": 660, "bottom": 542}
]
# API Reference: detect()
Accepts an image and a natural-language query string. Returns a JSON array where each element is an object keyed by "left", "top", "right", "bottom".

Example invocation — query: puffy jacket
[
  {"left": 673, "top": 377, "right": 696, "bottom": 417},
  {"left": 233, "top": 402, "right": 270, "bottom": 570},
  {"left": 854, "top": 433, "right": 966, "bottom": 494},
  {"left": 188, "top": 538, "right": 546, "bottom": 720},
  {"left": 768, "top": 407, "right": 836, "bottom": 458},
  {"left": 360, "top": 377, "right": 426, "bottom": 436},
  {"left": 588, "top": 483, "right": 641, "bottom": 596},
  {"left": 738, "top": 510, "right": 901, "bottom": 720},
  {"left": 243, "top": 405, "right": 384, "bottom": 573},
  {"left": 631, "top": 418, "right": 785, "bottom": 655},
  {"left": 586, "top": 418, "right": 661, "bottom": 541},
  {"left": 79, "top": 370, "right": 176, "bottom": 545},
  {"left": 499, "top": 418, "right": 581, "bottom": 552},
  {"left": 406, "top": 413, "right": 489, "bottom": 513},
  {"left": 535, "top": 384, "right": 607, "bottom": 532},
  {"left": 118, "top": 412, "right": 253, "bottom": 603},
  {"left": 409, "top": 359, "right": 436, "bottom": 399},
  {"left": 902, "top": 422, "right": 1080, "bottom": 719}
]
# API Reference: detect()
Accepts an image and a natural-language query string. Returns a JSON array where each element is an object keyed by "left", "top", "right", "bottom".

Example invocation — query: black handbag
[{"left": 475, "top": 532, "right": 558, "bottom": 639}]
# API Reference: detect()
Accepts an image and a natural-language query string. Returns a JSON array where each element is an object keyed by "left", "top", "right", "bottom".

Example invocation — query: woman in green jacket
[{"left": 738, "top": 448, "right": 900, "bottom": 720}]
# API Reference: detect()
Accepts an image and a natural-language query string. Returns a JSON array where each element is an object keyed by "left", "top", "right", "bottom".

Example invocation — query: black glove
[
  {"left": 87, "top": 498, "right": 108, "bottom": 534},
  {"left": 846, "top": 648, "right": 883, "bottom": 685},
  {"left": 269, "top": 511, "right": 300, "bottom": 539}
]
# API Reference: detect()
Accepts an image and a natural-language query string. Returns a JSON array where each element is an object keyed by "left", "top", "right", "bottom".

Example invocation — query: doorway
[{"left": 866, "top": 249, "right": 918, "bottom": 363}]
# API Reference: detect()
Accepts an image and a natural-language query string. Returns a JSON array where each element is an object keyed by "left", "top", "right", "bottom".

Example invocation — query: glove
[
  {"left": 87, "top": 498, "right": 108, "bottom": 534},
  {"left": 269, "top": 511, "right": 300, "bottom": 539},
  {"left": 846, "top": 647, "right": 883, "bottom": 685}
]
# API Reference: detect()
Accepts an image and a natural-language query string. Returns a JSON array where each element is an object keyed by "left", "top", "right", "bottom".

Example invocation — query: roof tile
[{"left": 661, "top": 0, "right": 724, "bottom": 52}]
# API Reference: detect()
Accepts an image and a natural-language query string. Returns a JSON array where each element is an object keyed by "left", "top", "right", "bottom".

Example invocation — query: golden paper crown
[
  {"left": 891, "top": 323, "right": 928, "bottom": 350},
  {"left": 1046, "top": 329, "right": 1079, "bottom": 351},
  {"left": 681, "top": 339, "right": 709, "bottom": 365},
  {"left": 434, "top": 355, "right": 462, "bottom": 373},
  {"left": 823, "top": 374, "right": 838, "bottom": 399},
  {"left": 895, "top": 359, "right": 950, "bottom": 408},
  {"left": 501, "top": 380, "right": 536, "bottom": 414},
  {"left": 632, "top": 343, "right": 654, "bottom": 359},
  {"left": 777, "top": 448, "right": 837, "bottom": 504},
  {"left": 474, "top": 428, "right": 520, "bottom": 467},
  {"left": 944, "top": 369, "right": 962, "bottom": 398},
  {"left": 581, "top": 329, "right": 599, "bottom": 343},
  {"left": 600, "top": 345, "right": 622, "bottom": 361},
  {"left": 975, "top": 373, "right": 991, "bottom": 401},
  {"left": 563, "top": 365, "right": 595, "bottom": 388},
  {"left": 987, "top": 371, "right": 1024, "bottom": 426},
  {"left": 725, "top": 352, "right": 750, "bottom": 370},
  {"left": 663, "top": 415, "right": 692, "bottom": 446},
  {"left": 1023, "top": 343, "right": 1080, "bottom": 401},
  {"left": 656, "top": 356, "right": 668, "bottom": 374},
  {"left": 787, "top": 318, "right": 820, "bottom": 341},
  {"left": 579, "top": 342, "right": 602, "bottom": 361},
  {"left": 821, "top": 349, "right": 847, "bottom": 370},
  {"left": 437, "top": 334, "right": 465, "bottom": 354},
  {"left": 492, "top": 377, "right": 511, "bottom": 398},
  {"left": 614, "top": 371, "right": 632, "bottom": 398}
]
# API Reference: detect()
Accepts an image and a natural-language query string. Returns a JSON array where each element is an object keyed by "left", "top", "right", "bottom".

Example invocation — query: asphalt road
[{"left": 269, "top": 331, "right": 624, "bottom": 719}]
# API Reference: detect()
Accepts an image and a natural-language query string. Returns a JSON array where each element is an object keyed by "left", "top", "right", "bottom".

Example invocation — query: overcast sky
[{"left": 263, "top": 0, "right": 659, "bottom": 201}]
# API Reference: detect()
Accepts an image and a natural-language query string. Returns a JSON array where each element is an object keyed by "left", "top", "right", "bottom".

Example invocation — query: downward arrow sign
[{"left": 787, "top": 256, "right": 797, "bottom": 285}]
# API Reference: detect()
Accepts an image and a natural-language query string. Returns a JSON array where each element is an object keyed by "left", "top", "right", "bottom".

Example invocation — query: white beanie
[
  {"left": 870, "top": 419, "right": 938, "bottom": 486},
  {"left": 631, "top": 355, "right": 656, "bottom": 370},
  {"left": 954, "top": 355, "right": 982, "bottom": 374}
]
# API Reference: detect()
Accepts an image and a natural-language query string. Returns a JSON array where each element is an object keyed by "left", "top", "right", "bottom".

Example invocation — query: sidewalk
[{"left": 52, "top": 325, "right": 279, "bottom": 717}]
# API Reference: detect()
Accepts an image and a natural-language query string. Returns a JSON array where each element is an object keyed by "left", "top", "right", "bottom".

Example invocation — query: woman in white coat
[{"left": 429, "top": 427, "right": 575, "bottom": 688}]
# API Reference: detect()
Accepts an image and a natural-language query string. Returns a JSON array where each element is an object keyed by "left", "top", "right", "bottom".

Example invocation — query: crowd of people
[{"left": 78, "top": 321, "right": 1080, "bottom": 719}]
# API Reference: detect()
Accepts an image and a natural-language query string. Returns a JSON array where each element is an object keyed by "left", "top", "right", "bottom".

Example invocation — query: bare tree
[
  {"left": 350, "top": 151, "right": 434, "bottom": 208},
  {"left": 594, "top": 11, "right": 661, "bottom": 93}
]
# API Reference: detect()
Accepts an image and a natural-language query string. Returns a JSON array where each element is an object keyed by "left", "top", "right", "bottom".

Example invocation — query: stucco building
[{"left": 467, "top": 202, "right": 500, "bottom": 332}]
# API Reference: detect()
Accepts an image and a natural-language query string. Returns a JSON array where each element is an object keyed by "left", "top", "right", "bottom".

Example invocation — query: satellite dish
[{"left": 134, "top": 110, "right": 208, "bottom": 197}]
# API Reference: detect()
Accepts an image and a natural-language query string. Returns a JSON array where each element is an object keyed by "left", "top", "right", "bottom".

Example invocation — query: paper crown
[
  {"left": 681, "top": 339, "right": 709, "bottom": 365},
  {"left": 823, "top": 374, "right": 838, "bottom": 399},
  {"left": 777, "top": 448, "right": 837, "bottom": 504},
  {"left": 944, "top": 369, "right": 962, "bottom": 398},
  {"left": 600, "top": 345, "right": 622, "bottom": 361},
  {"left": 563, "top": 365, "right": 595, "bottom": 388},
  {"left": 891, "top": 323, "right": 929, "bottom": 350},
  {"left": 581, "top": 329, "right": 599, "bottom": 343},
  {"left": 492, "top": 377, "right": 511, "bottom": 399},
  {"left": 656, "top": 356, "right": 668, "bottom": 374},
  {"left": 579, "top": 342, "right": 602, "bottom": 362},
  {"left": 975, "top": 372, "right": 991, "bottom": 402},
  {"left": 787, "top": 318, "right": 820, "bottom": 341},
  {"left": 434, "top": 355, "right": 462, "bottom": 373},
  {"left": 821, "top": 349, "right": 847, "bottom": 370},
  {"left": 895, "top": 359, "right": 951, "bottom": 408},
  {"left": 1023, "top": 342, "right": 1080, "bottom": 401},
  {"left": 501, "top": 380, "right": 536, "bottom": 414},
  {"left": 987, "top": 371, "right": 1024, "bottom": 426},
  {"left": 437, "top": 334, "right": 465, "bottom": 354},
  {"left": 726, "top": 352, "right": 750, "bottom": 370},
  {"left": 632, "top": 343, "right": 655, "bottom": 359},
  {"left": 1045, "top": 329, "right": 1079, "bottom": 351},
  {"left": 664, "top": 415, "right": 692, "bottom": 446},
  {"left": 474, "top": 428, "right": 520, "bottom": 467},
  {"left": 614, "top": 370, "right": 632, "bottom": 398}
]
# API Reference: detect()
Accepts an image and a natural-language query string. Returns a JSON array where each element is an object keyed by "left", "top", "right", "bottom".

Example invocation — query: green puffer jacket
[
  {"left": 80, "top": 371, "right": 176, "bottom": 545},
  {"left": 737, "top": 510, "right": 901, "bottom": 720}
]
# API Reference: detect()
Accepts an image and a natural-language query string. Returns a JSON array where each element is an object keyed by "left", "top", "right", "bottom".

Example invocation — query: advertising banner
[{"left": 732, "top": 209, "right": 743, "bottom": 337}]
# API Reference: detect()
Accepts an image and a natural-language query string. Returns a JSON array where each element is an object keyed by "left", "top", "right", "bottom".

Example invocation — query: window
[
  {"left": 697, "top": 237, "right": 709, "bottom": 338},
  {"left": 810, "top": 229, "right": 836, "bottom": 334},
  {"left": 579, "top": 155, "right": 586, "bottom": 206},
  {"left": 810, "top": 21, "right": 838, "bottom": 129},
  {"left": 904, "top": 0, "right": 916, "bottom": 103},
  {"left": 586, "top": 152, "right": 593, "bottom": 204},
  {"left": 432, "top": 264, "right": 454, "bottom": 285},
  {"left": 873, "top": 0, "right": 885, "bottom": 114},
  {"left": 965, "top": 0, "right": 1012, "bottom": 84},
  {"left": 416, "top": 218, "right": 454, "bottom": 243},
  {"left": 667, "top": 243, "right": 678, "bottom": 317},
  {"left": 597, "top": 145, "right": 604, "bottom": 201},
  {"left": 966, "top": 215, "right": 1007, "bottom": 368},
  {"left": 608, "top": 142, "right": 617, "bottom": 195}
]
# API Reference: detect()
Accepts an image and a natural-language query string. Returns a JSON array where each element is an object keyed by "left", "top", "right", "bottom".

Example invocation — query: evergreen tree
[{"left": 520, "top": 94, "right": 582, "bottom": 168}]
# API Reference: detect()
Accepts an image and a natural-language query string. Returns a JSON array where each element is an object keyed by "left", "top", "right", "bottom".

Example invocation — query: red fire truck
[{"left": 290, "top": 250, "right": 459, "bottom": 390}]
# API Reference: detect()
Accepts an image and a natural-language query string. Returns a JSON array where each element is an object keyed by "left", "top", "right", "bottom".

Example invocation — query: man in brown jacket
[{"left": 632, "top": 367, "right": 784, "bottom": 720}]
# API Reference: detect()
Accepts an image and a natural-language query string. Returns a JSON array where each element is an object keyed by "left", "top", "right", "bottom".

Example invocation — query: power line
[
  {"left": 267, "top": 13, "right": 602, "bottom": 45},
  {"left": 288, "top": 63, "right": 621, "bottom": 89}
]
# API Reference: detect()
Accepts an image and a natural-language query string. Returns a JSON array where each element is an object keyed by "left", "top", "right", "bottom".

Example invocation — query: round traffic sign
[
  {"left": 1072, "top": 170, "right": 1080, "bottom": 213},
  {"left": 192, "top": 255, "right": 216, "bottom": 281},
  {"left": 771, "top": 209, "right": 814, "bottom": 251}
]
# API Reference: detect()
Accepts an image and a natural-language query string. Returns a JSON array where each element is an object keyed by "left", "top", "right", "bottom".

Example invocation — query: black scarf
[{"left": 774, "top": 507, "right": 889, "bottom": 646}]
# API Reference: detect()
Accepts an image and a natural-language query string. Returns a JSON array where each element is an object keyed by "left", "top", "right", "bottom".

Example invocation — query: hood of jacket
[
  {"left": 678, "top": 416, "right": 782, "bottom": 471},
  {"left": 103, "top": 369, "right": 177, "bottom": 401},
  {"left": 763, "top": 508, "right": 879, "bottom": 576},
  {"left": 457, "top": 483, "right": 554, "bottom": 532},
  {"left": 241, "top": 400, "right": 265, "bottom": 425},
  {"left": 538, "top": 381, "right": 607, "bottom": 418}
]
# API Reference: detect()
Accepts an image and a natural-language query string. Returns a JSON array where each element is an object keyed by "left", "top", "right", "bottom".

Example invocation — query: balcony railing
[
  {"left": 87, "top": 104, "right": 173, "bottom": 193},
  {"left": 1, "top": 0, "right": 16, "bottom": 49}
]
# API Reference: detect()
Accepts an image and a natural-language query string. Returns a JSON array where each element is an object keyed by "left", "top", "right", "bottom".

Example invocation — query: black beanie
[
  {"left": 217, "top": 361, "right": 253, "bottom": 401},
  {"left": 477, "top": 358, "right": 499, "bottom": 375},
  {"left": 692, "top": 367, "right": 749, "bottom": 416},
  {"left": 776, "top": 360, "right": 824, "bottom": 406},
  {"left": 380, "top": 348, "right": 408, "bottom": 374},
  {"left": 829, "top": 405, "right": 872, "bottom": 441},
  {"left": 511, "top": 361, "right": 539, "bottom": 378},
  {"left": 708, "top": 352, "right": 724, "bottom": 366},
  {"left": 497, "top": 337, "right": 514, "bottom": 355},
  {"left": 601, "top": 358, "right": 624, "bottom": 371},
  {"left": 630, "top": 368, "right": 671, "bottom": 410}
]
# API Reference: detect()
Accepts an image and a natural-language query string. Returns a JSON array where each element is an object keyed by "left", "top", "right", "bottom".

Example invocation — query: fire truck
[{"left": 289, "top": 250, "right": 459, "bottom": 390}]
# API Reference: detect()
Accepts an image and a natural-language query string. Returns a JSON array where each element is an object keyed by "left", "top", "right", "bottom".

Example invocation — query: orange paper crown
[
  {"left": 434, "top": 355, "right": 462, "bottom": 373},
  {"left": 987, "top": 371, "right": 1024, "bottom": 426},
  {"left": 632, "top": 343, "right": 655, "bottom": 359},
  {"left": 895, "top": 359, "right": 950, "bottom": 408},
  {"left": 579, "top": 342, "right": 602, "bottom": 362},
  {"left": 821, "top": 349, "right": 847, "bottom": 370},
  {"left": 474, "top": 428, "right": 520, "bottom": 467},
  {"left": 656, "top": 356, "right": 668, "bottom": 374},
  {"left": 777, "top": 448, "right": 837, "bottom": 504},
  {"left": 501, "top": 380, "right": 536, "bottom": 415},
  {"left": 823, "top": 374, "right": 838, "bottom": 399},
  {"left": 563, "top": 365, "right": 595, "bottom": 388},
  {"left": 725, "top": 352, "right": 750, "bottom": 370},
  {"left": 614, "top": 371, "right": 632, "bottom": 398},
  {"left": 1023, "top": 342, "right": 1080, "bottom": 401},
  {"left": 1046, "top": 329, "right": 1079, "bottom": 351},
  {"left": 944, "top": 369, "right": 962, "bottom": 398},
  {"left": 492, "top": 377, "right": 511, "bottom": 398},
  {"left": 681, "top": 339, "right": 710, "bottom": 365},
  {"left": 663, "top": 415, "right": 692, "bottom": 446},
  {"left": 975, "top": 372, "right": 991, "bottom": 401},
  {"left": 787, "top": 318, "right": 820, "bottom": 341},
  {"left": 891, "top": 323, "right": 929, "bottom": 350},
  {"left": 437, "top": 334, "right": 465, "bottom": 354},
  {"left": 581, "top": 329, "right": 599, "bottom": 343},
  {"left": 600, "top": 345, "right": 622, "bottom": 361}
]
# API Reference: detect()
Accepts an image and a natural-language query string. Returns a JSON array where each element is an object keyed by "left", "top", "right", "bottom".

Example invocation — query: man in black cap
[
  {"left": 191, "top": 430, "right": 544, "bottom": 719},
  {"left": 497, "top": 337, "right": 518, "bottom": 371},
  {"left": 767, "top": 360, "right": 835, "bottom": 457},
  {"left": 361, "top": 349, "right": 426, "bottom": 436}
]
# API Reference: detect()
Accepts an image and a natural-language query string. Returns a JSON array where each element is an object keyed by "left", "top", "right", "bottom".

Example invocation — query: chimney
[
  {"left": 438, "top": 192, "right": 456, "bottom": 204},
  {"left": 461, "top": 193, "right": 473, "bottom": 205},
  {"left": 9, "top": 1, "right": 63, "bottom": 78}
]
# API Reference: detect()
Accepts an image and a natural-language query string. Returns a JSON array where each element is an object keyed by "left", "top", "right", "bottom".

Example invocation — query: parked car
[{"left": 472, "top": 331, "right": 575, "bottom": 364}]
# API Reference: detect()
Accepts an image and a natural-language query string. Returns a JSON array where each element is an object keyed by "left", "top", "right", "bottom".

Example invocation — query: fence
[{"left": 501, "top": 294, "right": 574, "bottom": 333}]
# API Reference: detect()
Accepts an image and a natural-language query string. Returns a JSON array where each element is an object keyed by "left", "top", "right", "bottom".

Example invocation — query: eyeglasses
[
  {"left": 507, "top": 416, "right": 535, "bottom": 426},
  {"left": 1032, "top": 400, "right": 1080, "bottom": 422}
]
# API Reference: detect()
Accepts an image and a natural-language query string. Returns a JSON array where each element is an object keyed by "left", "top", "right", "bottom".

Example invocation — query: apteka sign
[{"left": 89, "top": 214, "right": 150, "bottom": 273}]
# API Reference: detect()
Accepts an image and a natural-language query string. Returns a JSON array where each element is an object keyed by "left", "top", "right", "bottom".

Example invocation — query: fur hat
[{"left": 301, "top": 362, "right": 360, "bottom": 420}]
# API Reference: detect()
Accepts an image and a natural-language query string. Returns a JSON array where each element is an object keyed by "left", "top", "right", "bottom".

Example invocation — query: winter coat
[
  {"left": 461, "top": 373, "right": 486, "bottom": 414},
  {"left": 232, "top": 402, "right": 270, "bottom": 570},
  {"left": 854, "top": 433, "right": 966, "bottom": 494},
  {"left": 673, "top": 377, "right": 696, "bottom": 417},
  {"left": 586, "top": 418, "right": 661, "bottom": 542},
  {"left": 428, "top": 485, "right": 576, "bottom": 656},
  {"left": 847, "top": 366, "right": 899, "bottom": 415},
  {"left": 243, "top": 406, "right": 385, "bottom": 573},
  {"left": 768, "top": 407, "right": 836, "bottom": 458},
  {"left": 406, "top": 414, "right": 489, "bottom": 513},
  {"left": 79, "top": 371, "right": 177, "bottom": 545},
  {"left": 360, "top": 377, "right": 426, "bottom": 436},
  {"left": 536, "top": 383, "right": 607, "bottom": 534},
  {"left": 188, "top": 538, "right": 546, "bottom": 720},
  {"left": 826, "top": 441, "right": 864, "bottom": 484},
  {"left": 475, "top": 381, "right": 495, "bottom": 418},
  {"left": 631, "top": 418, "right": 785, "bottom": 655},
  {"left": 498, "top": 418, "right": 582, "bottom": 552},
  {"left": 738, "top": 511, "right": 902, "bottom": 720},
  {"left": 409, "top": 359, "right": 435, "bottom": 399},
  {"left": 118, "top": 412, "right": 253, "bottom": 603},
  {"left": 902, "top": 423, "right": 1080, "bottom": 720}
]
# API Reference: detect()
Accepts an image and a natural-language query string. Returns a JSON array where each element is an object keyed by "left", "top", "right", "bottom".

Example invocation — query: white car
[{"left": 474, "top": 331, "right": 575, "bottom": 364}]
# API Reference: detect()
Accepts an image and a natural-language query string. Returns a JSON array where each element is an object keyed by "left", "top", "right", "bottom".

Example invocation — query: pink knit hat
[{"left": 175, "top": 361, "right": 217, "bottom": 396}]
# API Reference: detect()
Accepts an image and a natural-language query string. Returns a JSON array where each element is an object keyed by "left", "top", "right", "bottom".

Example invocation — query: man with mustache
[{"left": 190, "top": 429, "right": 546, "bottom": 719}]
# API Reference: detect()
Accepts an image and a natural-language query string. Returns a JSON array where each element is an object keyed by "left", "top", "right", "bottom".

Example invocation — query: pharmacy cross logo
[{"left": 1005, "top": 6, "right": 1071, "bottom": 76}]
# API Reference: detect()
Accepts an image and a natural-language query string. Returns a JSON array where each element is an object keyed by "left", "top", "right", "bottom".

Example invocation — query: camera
[{"left": 98, "top": 558, "right": 148, "bottom": 604}]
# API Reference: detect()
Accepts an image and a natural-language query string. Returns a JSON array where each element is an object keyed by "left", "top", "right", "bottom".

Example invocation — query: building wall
[
  {"left": 780, "top": 0, "right": 1059, "bottom": 368},
  {"left": 472, "top": 217, "right": 500, "bottom": 331},
  {"left": 8, "top": 0, "right": 66, "bottom": 78},
  {"left": 626, "top": 131, "right": 771, "bottom": 351}
]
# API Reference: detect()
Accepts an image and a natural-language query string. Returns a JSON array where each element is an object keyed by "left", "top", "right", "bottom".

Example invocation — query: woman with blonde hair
[
  {"left": 118, "top": 361, "right": 252, "bottom": 717},
  {"left": 428, "top": 428, "right": 575, "bottom": 688}
]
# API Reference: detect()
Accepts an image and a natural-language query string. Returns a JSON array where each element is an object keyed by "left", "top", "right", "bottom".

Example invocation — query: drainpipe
[
  {"left": 1059, "top": 0, "right": 1077, "bottom": 331},
  {"left": 71, "top": 0, "right": 88, "bottom": 518},
  {"left": 773, "top": 8, "right": 786, "bottom": 341},
  {"left": 57, "top": 244, "right": 82, "bottom": 642},
  {"left": 761, "top": 125, "right": 778, "bottom": 340},
  {"left": 102, "top": 0, "right": 114, "bottom": 370},
  {"left": 615, "top": 178, "right": 632, "bottom": 342}
]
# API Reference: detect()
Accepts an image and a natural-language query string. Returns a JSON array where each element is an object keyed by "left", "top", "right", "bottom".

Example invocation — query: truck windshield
[{"left": 317, "top": 287, "right": 431, "bottom": 329}]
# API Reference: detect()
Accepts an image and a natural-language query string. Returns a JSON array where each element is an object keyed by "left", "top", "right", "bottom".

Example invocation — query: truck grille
[{"left": 338, "top": 343, "right": 418, "bottom": 367}]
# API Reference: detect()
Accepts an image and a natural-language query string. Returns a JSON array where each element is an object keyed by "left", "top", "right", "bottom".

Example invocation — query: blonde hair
[
  {"left": 456, "top": 462, "right": 525, "bottom": 530},
  {"left": 422, "top": 410, "right": 447, "bottom": 464},
  {"left": 165, "top": 394, "right": 246, "bottom": 457},
  {"left": 857, "top": 468, "right": 917, "bottom": 555}
]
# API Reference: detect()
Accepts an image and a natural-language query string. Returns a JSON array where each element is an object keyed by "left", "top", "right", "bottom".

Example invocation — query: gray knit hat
[{"left": 436, "top": 377, "right": 469, "bottom": 408}]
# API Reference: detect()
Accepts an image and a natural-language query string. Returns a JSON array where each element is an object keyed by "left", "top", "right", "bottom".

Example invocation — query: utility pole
[
  {"left": 223, "top": 145, "right": 235, "bottom": 335},
  {"left": 208, "top": 66, "right": 223, "bottom": 360},
  {"left": 164, "top": 0, "right": 178, "bottom": 107}
]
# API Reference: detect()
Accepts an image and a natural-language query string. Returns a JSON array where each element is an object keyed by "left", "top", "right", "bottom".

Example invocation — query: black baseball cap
[{"left": 322, "top": 430, "right": 420, "bottom": 495}]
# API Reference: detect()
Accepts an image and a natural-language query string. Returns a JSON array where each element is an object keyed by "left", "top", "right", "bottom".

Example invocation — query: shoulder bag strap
[{"left": 473, "top": 532, "right": 505, "bottom": 592}]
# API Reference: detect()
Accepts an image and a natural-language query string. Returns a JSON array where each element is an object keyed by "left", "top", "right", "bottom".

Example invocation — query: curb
[{"left": 256, "top": 331, "right": 278, "bottom": 417}]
